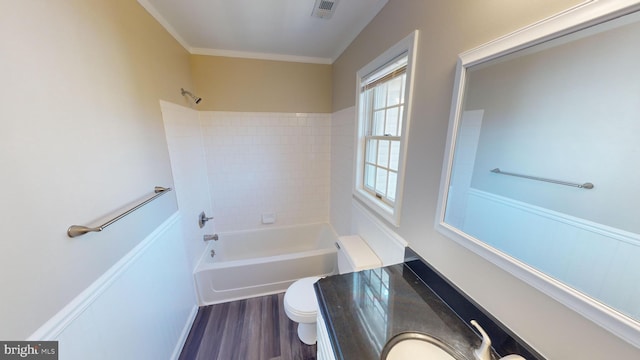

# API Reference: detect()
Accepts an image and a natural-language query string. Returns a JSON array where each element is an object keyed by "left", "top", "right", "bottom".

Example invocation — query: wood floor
[{"left": 178, "top": 293, "right": 317, "bottom": 360}]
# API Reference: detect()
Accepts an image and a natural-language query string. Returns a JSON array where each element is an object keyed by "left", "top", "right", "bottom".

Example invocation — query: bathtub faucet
[{"left": 203, "top": 234, "right": 219, "bottom": 242}]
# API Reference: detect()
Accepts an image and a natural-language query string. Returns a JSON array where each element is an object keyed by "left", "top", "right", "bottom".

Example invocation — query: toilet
[{"left": 284, "top": 235, "right": 381, "bottom": 345}]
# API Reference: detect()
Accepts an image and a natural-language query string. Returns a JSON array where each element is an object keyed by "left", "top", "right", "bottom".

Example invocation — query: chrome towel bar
[
  {"left": 490, "top": 168, "right": 594, "bottom": 189},
  {"left": 67, "top": 186, "right": 172, "bottom": 238}
]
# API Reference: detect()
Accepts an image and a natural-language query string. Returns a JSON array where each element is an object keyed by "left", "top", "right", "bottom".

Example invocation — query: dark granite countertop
[{"left": 314, "top": 250, "right": 544, "bottom": 360}]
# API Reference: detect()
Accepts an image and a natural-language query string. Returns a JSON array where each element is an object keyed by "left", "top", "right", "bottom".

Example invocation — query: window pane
[
  {"left": 388, "top": 171, "right": 397, "bottom": 201},
  {"left": 374, "top": 84, "right": 387, "bottom": 109},
  {"left": 397, "top": 107, "right": 404, "bottom": 136},
  {"left": 389, "top": 141, "right": 400, "bottom": 171},
  {"left": 387, "top": 76, "right": 403, "bottom": 106},
  {"left": 385, "top": 107, "right": 399, "bottom": 136},
  {"left": 377, "top": 140, "right": 390, "bottom": 168},
  {"left": 366, "top": 139, "right": 378, "bottom": 163},
  {"left": 365, "top": 164, "right": 376, "bottom": 190},
  {"left": 375, "top": 168, "right": 388, "bottom": 195},
  {"left": 372, "top": 110, "right": 385, "bottom": 136}
]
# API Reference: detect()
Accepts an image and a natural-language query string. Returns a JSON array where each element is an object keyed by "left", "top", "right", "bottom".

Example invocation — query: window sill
[{"left": 353, "top": 188, "right": 400, "bottom": 227}]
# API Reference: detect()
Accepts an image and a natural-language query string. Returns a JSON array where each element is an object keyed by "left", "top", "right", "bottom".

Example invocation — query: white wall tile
[
  {"left": 330, "top": 107, "right": 356, "bottom": 235},
  {"left": 201, "top": 111, "right": 331, "bottom": 232}
]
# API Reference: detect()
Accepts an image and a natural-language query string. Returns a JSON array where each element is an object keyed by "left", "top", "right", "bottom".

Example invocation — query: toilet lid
[{"left": 285, "top": 276, "right": 321, "bottom": 315}]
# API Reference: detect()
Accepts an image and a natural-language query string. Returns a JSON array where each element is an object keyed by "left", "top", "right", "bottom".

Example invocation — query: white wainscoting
[
  {"left": 463, "top": 188, "right": 640, "bottom": 320},
  {"left": 351, "top": 200, "right": 407, "bottom": 266},
  {"left": 28, "top": 212, "right": 198, "bottom": 360}
]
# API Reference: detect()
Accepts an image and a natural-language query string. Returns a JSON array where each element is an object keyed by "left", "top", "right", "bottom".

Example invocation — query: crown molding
[
  {"left": 137, "top": 0, "right": 333, "bottom": 64},
  {"left": 190, "top": 48, "right": 332, "bottom": 64}
]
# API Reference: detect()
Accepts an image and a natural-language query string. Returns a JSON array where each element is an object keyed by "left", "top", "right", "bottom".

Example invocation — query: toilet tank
[{"left": 336, "top": 235, "right": 381, "bottom": 274}]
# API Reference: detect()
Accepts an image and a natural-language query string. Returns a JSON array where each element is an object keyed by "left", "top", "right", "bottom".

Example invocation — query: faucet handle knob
[
  {"left": 471, "top": 320, "right": 492, "bottom": 360},
  {"left": 198, "top": 211, "right": 214, "bottom": 228}
]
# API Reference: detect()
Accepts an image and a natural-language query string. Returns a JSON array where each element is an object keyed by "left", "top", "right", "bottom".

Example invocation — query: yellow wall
[
  {"left": 0, "top": 0, "right": 192, "bottom": 338},
  {"left": 190, "top": 55, "right": 332, "bottom": 113},
  {"left": 333, "top": 0, "right": 639, "bottom": 358}
]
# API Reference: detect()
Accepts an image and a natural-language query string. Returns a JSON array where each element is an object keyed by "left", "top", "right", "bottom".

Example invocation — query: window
[
  {"left": 361, "top": 56, "right": 406, "bottom": 205},
  {"left": 354, "top": 31, "right": 418, "bottom": 226}
]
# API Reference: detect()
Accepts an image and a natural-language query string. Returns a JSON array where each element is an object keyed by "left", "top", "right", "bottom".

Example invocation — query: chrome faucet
[
  {"left": 471, "top": 320, "right": 526, "bottom": 360},
  {"left": 471, "top": 320, "right": 491, "bottom": 360},
  {"left": 203, "top": 234, "right": 219, "bottom": 242}
]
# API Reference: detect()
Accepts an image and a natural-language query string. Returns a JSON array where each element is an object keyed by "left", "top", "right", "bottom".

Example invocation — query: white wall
[{"left": 200, "top": 111, "right": 331, "bottom": 231}]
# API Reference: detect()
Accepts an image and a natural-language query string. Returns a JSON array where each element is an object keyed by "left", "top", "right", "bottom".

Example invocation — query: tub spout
[{"left": 204, "top": 234, "right": 219, "bottom": 242}]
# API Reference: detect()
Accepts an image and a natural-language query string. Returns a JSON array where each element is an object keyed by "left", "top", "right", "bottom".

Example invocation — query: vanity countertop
[{"left": 314, "top": 253, "right": 543, "bottom": 360}]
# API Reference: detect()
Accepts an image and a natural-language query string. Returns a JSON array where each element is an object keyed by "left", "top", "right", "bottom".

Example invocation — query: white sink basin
[{"left": 381, "top": 332, "right": 466, "bottom": 360}]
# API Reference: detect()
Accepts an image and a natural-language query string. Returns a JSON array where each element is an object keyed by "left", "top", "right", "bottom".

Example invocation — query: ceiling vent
[{"left": 311, "top": 0, "right": 339, "bottom": 19}]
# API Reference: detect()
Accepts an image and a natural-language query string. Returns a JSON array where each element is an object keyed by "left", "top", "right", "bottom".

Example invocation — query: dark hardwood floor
[{"left": 178, "top": 293, "right": 317, "bottom": 360}]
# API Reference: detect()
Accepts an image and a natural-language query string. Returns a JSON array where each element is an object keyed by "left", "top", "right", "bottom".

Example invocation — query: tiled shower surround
[{"left": 200, "top": 111, "right": 331, "bottom": 232}]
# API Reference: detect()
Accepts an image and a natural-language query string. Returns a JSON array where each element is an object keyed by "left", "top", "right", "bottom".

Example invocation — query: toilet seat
[
  {"left": 284, "top": 276, "right": 321, "bottom": 345},
  {"left": 284, "top": 276, "right": 320, "bottom": 323}
]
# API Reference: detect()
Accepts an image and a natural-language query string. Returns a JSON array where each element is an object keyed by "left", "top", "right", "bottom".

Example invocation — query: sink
[{"left": 381, "top": 332, "right": 467, "bottom": 360}]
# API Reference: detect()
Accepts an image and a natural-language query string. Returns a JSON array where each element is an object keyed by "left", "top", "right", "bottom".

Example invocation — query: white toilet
[{"left": 283, "top": 235, "right": 381, "bottom": 345}]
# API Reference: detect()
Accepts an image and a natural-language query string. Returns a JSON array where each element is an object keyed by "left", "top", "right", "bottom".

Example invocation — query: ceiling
[{"left": 138, "top": 0, "right": 388, "bottom": 64}]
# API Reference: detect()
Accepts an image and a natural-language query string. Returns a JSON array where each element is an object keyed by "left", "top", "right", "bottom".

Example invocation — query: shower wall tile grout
[{"left": 199, "top": 111, "right": 331, "bottom": 232}]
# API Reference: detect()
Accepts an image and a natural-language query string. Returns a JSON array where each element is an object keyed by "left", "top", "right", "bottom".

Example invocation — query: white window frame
[{"left": 353, "top": 30, "right": 418, "bottom": 226}]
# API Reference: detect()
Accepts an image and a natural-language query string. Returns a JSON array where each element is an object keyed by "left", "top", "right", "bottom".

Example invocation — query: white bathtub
[{"left": 194, "top": 223, "right": 338, "bottom": 305}]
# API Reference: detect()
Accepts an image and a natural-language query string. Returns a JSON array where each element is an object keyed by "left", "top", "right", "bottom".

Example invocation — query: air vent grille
[
  {"left": 311, "top": 0, "right": 339, "bottom": 19},
  {"left": 319, "top": 1, "right": 334, "bottom": 10}
]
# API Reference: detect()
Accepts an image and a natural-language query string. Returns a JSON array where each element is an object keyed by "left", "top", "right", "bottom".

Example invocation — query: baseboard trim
[{"left": 170, "top": 305, "right": 199, "bottom": 360}]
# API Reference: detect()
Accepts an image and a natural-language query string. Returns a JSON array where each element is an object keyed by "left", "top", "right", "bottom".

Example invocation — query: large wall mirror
[{"left": 436, "top": 0, "right": 640, "bottom": 347}]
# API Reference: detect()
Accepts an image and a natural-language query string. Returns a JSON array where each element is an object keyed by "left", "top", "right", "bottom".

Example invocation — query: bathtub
[{"left": 194, "top": 223, "right": 338, "bottom": 305}]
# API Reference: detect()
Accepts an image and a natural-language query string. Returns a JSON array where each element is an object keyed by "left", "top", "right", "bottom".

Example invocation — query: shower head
[{"left": 181, "top": 88, "right": 202, "bottom": 104}]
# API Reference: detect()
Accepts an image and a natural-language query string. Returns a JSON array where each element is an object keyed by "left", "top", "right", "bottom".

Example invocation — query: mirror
[{"left": 437, "top": 0, "right": 640, "bottom": 347}]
